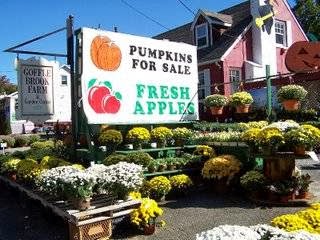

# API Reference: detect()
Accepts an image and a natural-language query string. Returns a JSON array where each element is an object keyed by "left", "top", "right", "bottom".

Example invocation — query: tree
[
  {"left": 293, "top": 0, "right": 320, "bottom": 40},
  {"left": 0, "top": 75, "right": 17, "bottom": 95}
]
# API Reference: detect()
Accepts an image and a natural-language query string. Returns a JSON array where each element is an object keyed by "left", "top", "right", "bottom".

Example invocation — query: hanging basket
[
  {"left": 210, "top": 106, "right": 224, "bottom": 115},
  {"left": 235, "top": 104, "right": 250, "bottom": 113},
  {"left": 282, "top": 99, "right": 300, "bottom": 111}
]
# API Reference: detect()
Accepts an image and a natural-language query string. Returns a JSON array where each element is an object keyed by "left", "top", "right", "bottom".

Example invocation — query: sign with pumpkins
[{"left": 79, "top": 28, "right": 199, "bottom": 124}]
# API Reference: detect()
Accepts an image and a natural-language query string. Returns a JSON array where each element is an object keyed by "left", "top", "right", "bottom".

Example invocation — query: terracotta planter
[
  {"left": 157, "top": 140, "right": 166, "bottom": 148},
  {"left": 133, "top": 143, "right": 142, "bottom": 150},
  {"left": 282, "top": 99, "right": 300, "bottom": 111},
  {"left": 296, "top": 191, "right": 308, "bottom": 199},
  {"left": 210, "top": 106, "right": 224, "bottom": 115},
  {"left": 294, "top": 145, "right": 306, "bottom": 156},
  {"left": 143, "top": 224, "right": 156, "bottom": 235},
  {"left": 235, "top": 104, "right": 250, "bottom": 113},
  {"left": 72, "top": 197, "right": 91, "bottom": 211},
  {"left": 8, "top": 172, "right": 17, "bottom": 182},
  {"left": 279, "top": 193, "right": 294, "bottom": 203},
  {"left": 174, "top": 139, "right": 184, "bottom": 147}
]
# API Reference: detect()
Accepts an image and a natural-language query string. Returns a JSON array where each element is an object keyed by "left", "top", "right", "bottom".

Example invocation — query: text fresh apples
[{"left": 87, "top": 80, "right": 121, "bottom": 114}]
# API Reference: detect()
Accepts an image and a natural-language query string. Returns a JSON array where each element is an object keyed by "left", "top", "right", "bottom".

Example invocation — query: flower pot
[
  {"left": 210, "top": 106, "right": 224, "bottom": 115},
  {"left": 279, "top": 193, "right": 294, "bottom": 203},
  {"left": 235, "top": 104, "right": 250, "bottom": 113},
  {"left": 133, "top": 143, "right": 142, "bottom": 150},
  {"left": 168, "top": 164, "right": 176, "bottom": 171},
  {"left": 174, "top": 139, "right": 184, "bottom": 147},
  {"left": 7, "top": 172, "right": 17, "bottom": 182},
  {"left": 282, "top": 99, "right": 300, "bottom": 111},
  {"left": 143, "top": 224, "right": 156, "bottom": 235},
  {"left": 294, "top": 145, "right": 306, "bottom": 156},
  {"left": 72, "top": 197, "right": 91, "bottom": 211},
  {"left": 157, "top": 140, "right": 166, "bottom": 148},
  {"left": 296, "top": 191, "right": 308, "bottom": 199},
  {"left": 158, "top": 165, "right": 167, "bottom": 172}
]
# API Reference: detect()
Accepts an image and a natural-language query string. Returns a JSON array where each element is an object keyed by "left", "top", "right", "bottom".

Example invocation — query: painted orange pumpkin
[
  {"left": 90, "top": 36, "right": 122, "bottom": 71},
  {"left": 285, "top": 41, "right": 320, "bottom": 72}
]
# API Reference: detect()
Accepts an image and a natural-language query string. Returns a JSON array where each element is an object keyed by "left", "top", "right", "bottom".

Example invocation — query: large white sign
[
  {"left": 80, "top": 27, "right": 199, "bottom": 124},
  {"left": 18, "top": 58, "right": 55, "bottom": 116}
]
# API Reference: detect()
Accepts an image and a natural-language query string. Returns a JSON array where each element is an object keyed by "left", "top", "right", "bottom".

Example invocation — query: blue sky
[{"left": 0, "top": 0, "right": 295, "bottom": 83}]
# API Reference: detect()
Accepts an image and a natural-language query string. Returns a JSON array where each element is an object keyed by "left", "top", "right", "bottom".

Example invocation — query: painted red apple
[
  {"left": 102, "top": 95, "right": 121, "bottom": 113},
  {"left": 88, "top": 86, "right": 111, "bottom": 113}
]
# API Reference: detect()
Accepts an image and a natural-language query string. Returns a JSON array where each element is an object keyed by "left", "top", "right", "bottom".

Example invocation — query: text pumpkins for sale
[{"left": 79, "top": 27, "right": 199, "bottom": 124}]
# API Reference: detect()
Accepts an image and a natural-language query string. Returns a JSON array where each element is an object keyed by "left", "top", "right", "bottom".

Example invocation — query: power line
[
  {"left": 176, "top": 0, "right": 196, "bottom": 16},
  {"left": 120, "top": 0, "right": 170, "bottom": 31}
]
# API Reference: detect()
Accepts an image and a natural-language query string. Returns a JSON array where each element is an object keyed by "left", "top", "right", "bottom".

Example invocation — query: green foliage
[
  {"left": 16, "top": 158, "right": 44, "bottom": 182},
  {"left": 0, "top": 135, "right": 15, "bottom": 147},
  {"left": 276, "top": 109, "right": 318, "bottom": 122},
  {"left": 10, "top": 150, "right": 28, "bottom": 159},
  {"left": 172, "top": 127, "right": 193, "bottom": 141},
  {"left": 28, "top": 134, "right": 41, "bottom": 144},
  {"left": 14, "top": 135, "right": 30, "bottom": 147},
  {"left": 294, "top": 0, "right": 320, "bottom": 39},
  {"left": 229, "top": 91, "right": 253, "bottom": 106},
  {"left": 203, "top": 94, "right": 228, "bottom": 107},
  {"left": 98, "top": 129, "right": 123, "bottom": 146},
  {"left": 240, "top": 170, "right": 267, "bottom": 192},
  {"left": 0, "top": 75, "right": 17, "bottom": 94},
  {"left": 0, "top": 116, "right": 11, "bottom": 135},
  {"left": 40, "top": 156, "right": 70, "bottom": 169},
  {"left": 124, "top": 151, "right": 153, "bottom": 167},
  {"left": 30, "top": 140, "right": 54, "bottom": 150},
  {"left": 103, "top": 154, "right": 127, "bottom": 166},
  {"left": 0, "top": 158, "right": 21, "bottom": 173},
  {"left": 277, "top": 84, "right": 308, "bottom": 102},
  {"left": 192, "top": 121, "right": 247, "bottom": 132}
]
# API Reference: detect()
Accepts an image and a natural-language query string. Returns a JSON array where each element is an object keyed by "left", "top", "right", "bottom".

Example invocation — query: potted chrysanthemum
[
  {"left": 277, "top": 84, "right": 307, "bottom": 111},
  {"left": 204, "top": 94, "right": 228, "bottom": 115},
  {"left": 229, "top": 91, "right": 254, "bottom": 113},
  {"left": 126, "top": 127, "right": 151, "bottom": 150},
  {"left": 150, "top": 127, "right": 173, "bottom": 148}
]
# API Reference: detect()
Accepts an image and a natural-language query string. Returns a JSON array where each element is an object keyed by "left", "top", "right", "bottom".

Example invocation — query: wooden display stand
[
  {"left": 0, "top": 176, "right": 141, "bottom": 240},
  {"left": 263, "top": 153, "right": 296, "bottom": 181}
]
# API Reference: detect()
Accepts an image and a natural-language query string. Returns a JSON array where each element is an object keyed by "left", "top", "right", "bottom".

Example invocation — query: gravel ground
[{"left": 0, "top": 158, "right": 319, "bottom": 240}]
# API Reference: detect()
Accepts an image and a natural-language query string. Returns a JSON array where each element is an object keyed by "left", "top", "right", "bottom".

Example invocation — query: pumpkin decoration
[
  {"left": 90, "top": 36, "right": 122, "bottom": 71},
  {"left": 285, "top": 41, "right": 320, "bottom": 72}
]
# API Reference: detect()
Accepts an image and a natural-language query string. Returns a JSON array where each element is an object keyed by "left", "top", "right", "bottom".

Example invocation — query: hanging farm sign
[
  {"left": 17, "top": 58, "right": 56, "bottom": 116},
  {"left": 79, "top": 27, "right": 199, "bottom": 124}
]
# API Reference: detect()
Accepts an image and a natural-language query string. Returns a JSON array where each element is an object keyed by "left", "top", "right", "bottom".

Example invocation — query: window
[
  {"left": 195, "top": 23, "right": 209, "bottom": 48},
  {"left": 229, "top": 68, "right": 241, "bottom": 93},
  {"left": 198, "top": 69, "right": 211, "bottom": 101},
  {"left": 61, "top": 75, "right": 68, "bottom": 85},
  {"left": 275, "top": 20, "right": 287, "bottom": 47}
]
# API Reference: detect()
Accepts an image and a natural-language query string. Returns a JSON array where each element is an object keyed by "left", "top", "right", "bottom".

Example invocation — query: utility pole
[
  {"left": 266, "top": 65, "right": 272, "bottom": 122},
  {"left": 66, "top": 15, "right": 77, "bottom": 160}
]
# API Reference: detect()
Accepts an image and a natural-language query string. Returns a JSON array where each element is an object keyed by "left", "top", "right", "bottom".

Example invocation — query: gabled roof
[{"left": 154, "top": 1, "right": 251, "bottom": 63}]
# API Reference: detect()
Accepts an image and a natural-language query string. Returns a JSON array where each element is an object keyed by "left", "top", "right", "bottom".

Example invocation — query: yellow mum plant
[
  {"left": 148, "top": 176, "right": 172, "bottom": 199},
  {"left": 150, "top": 127, "right": 173, "bottom": 142},
  {"left": 257, "top": 127, "right": 284, "bottom": 147},
  {"left": 17, "top": 159, "right": 47, "bottom": 183},
  {"left": 193, "top": 145, "right": 216, "bottom": 159},
  {"left": 271, "top": 203, "right": 320, "bottom": 234},
  {"left": 241, "top": 128, "right": 261, "bottom": 147},
  {"left": 130, "top": 197, "right": 164, "bottom": 228},
  {"left": 126, "top": 127, "right": 151, "bottom": 143},
  {"left": 169, "top": 174, "right": 193, "bottom": 190},
  {"left": 202, "top": 155, "right": 241, "bottom": 184}
]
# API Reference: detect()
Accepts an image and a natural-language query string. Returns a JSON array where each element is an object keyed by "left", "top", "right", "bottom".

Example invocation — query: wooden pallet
[{"left": 0, "top": 176, "right": 141, "bottom": 240}]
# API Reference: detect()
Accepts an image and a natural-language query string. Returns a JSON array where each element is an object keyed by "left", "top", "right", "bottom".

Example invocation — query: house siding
[{"left": 274, "top": 0, "right": 308, "bottom": 73}]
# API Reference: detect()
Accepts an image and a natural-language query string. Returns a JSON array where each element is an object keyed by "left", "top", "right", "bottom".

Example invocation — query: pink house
[{"left": 154, "top": 0, "right": 308, "bottom": 119}]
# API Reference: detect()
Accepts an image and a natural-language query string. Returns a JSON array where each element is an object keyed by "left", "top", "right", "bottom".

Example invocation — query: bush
[
  {"left": 125, "top": 152, "right": 153, "bottom": 167},
  {"left": 16, "top": 158, "right": 45, "bottom": 182},
  {"left": 98, "top": 129, "right": 123, "bottom": 147},
  {"left": 277, "top": 84, "right": 308, "bottom": 102},
  {"left": 240, "top": 170, "right": 267, "bottom": 192},
  {"left": 28, "top": 134, "right": 41, "bottom": 144},
  {"left": 30, "top": 140, "right": 54, "bottom": 150},
  {"left": 0, "top": 136, "right": 15, "bottom": 148},
  {"left": 103, "top": 154, "right": 127, "bottom": 166},
  {"left": 40, "top": 156, "right": 70, "bottom": 169},
  {"left": 14, "top": 135, "right": 30, "bottom": 147}
]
